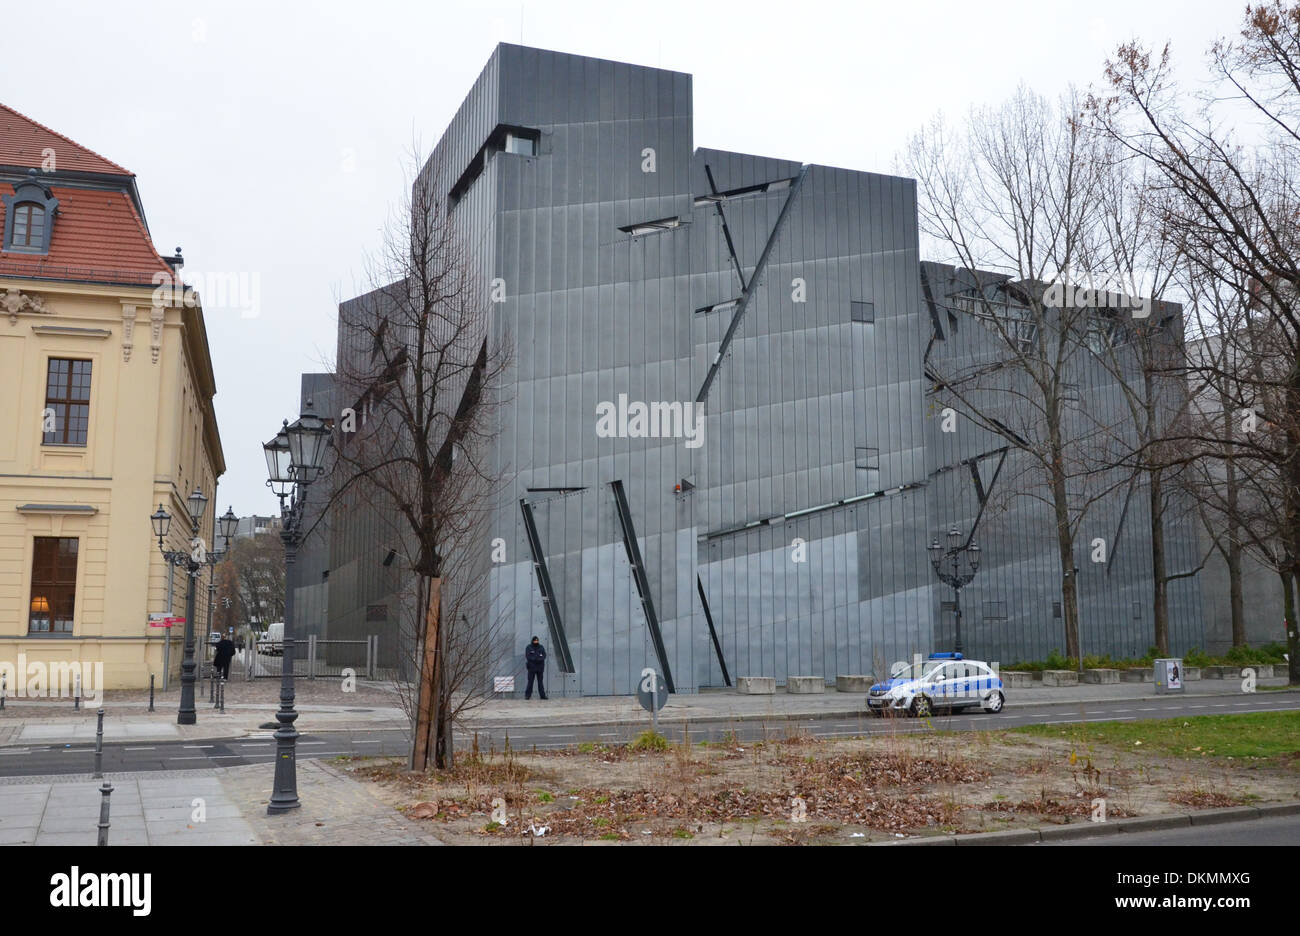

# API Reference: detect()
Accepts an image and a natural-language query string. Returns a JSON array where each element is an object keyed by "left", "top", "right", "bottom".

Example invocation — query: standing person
[
  {"left": 213, "top": 631, "right": 235, "bottom": 681},
  {"left": 525, "top": 635, "right": 547, "bottom": 700}
]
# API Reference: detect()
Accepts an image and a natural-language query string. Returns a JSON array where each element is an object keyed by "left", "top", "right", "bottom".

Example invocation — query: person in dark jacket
[
  {"left": 213, "top": 632, "right": 236, "bottom": 680},
  {"left": 524, "top": 636, "right": 547, "bottom": 700}
]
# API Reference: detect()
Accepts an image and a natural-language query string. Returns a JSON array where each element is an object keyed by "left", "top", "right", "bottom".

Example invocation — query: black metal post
[
  {"left": 93, "top": 708, "right": 104, "bottom": 778},
  {"left": 1, "top": 673, "right": 6, "bottom": 711},
  {"left": 953, "top": 587, "right": 964, "bottom": 655},
  {"left": 74, "top": 671, "right": 80, "bottom": 710},
  {"left": 148, "top": 674, "right": 155, "bottom": 712},
  {"left": 178, "top": 557, "right": 199, "bottom": 726},
  {"left": 268, "top": 499, "right": 301, "bottom": 814},
  {"left": 97, "top": 782, "right": 113, "bottom": 846}
]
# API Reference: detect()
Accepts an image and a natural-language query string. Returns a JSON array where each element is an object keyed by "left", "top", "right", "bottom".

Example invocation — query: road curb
[{"left": 879, "top": 802, "right": 1295, "bottom": 845}]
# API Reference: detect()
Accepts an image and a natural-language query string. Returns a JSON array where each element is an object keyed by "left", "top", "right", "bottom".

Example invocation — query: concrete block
[
  {"left": 1183, "top": 667, "right": 1201, "bottom": 681},
  {"left": 1251, "top": 664, "right": 1274, "bottom": 678},
  {"left": 1202, "top": 665, "right": 1227, "bottom": 679},
  {"left": 835, "top": 675, "right": 873, "bottom": 693},
  {"left": 1041, "top": 669, "right": 1078, "bottom": 687},
  {"left": 785, "top": 676, "right": 825, "bottom": 694},
  {"left": 1120, "top": 668, "right": 1152, "bottom": 683},
  {"left": 1082, "top": 668, "right": 1119, "bottom": 684},
  {"left": 736, "top": 676, "right": 775, "bottom": 695},
  {"left": 1002, "top": 671, "right": 1035, "bottom": 688}
]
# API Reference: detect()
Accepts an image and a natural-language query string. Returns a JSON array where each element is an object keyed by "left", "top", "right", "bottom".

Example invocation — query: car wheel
[
  {"left": 984, "top": 691, "right": 1004, "bottom": 713},
  {"left": 911, "top": 695, "right": 932, "bottom": 718}
]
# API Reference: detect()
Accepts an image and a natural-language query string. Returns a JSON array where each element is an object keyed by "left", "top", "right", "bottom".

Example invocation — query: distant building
[
  {"left": 233, "top": 515, "right": 281, "bottom": 540},
  {"left": 0, "top": 103, "right": 224, "bottom": 689}
]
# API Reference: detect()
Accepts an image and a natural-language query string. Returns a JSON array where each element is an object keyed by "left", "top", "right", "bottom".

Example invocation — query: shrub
[{"left": 630, "top": 731, "right": 670, "bottom": 752}]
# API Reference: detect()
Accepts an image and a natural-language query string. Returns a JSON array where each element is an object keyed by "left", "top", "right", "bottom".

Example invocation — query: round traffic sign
[{"left": 637, "top": 668, "right": 667, "bottom": 712}]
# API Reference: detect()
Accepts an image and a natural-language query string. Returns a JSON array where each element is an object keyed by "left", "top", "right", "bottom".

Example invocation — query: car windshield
[{"left": 893, "top": 659, "right": 947, "bottom": 680}]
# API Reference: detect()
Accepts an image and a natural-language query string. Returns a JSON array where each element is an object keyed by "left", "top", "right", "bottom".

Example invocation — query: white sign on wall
[{"left": 493, "top": 676, "right": 515, "bottom": 693}]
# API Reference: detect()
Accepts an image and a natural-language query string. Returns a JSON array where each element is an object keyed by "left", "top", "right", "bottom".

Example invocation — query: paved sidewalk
[{"left": 0, "top": 761, "right": 443, "bottom": 846}]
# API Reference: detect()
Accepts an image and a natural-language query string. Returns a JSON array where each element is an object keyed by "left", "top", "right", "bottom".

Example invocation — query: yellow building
[{"left": 0, "top": 104, "right": 224, "bottom": 691}]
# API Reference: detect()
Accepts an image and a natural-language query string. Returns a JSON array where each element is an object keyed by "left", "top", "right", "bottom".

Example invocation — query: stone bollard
[
  {"left": 93, "top": 708, "right": 105, "bottom": 778},
  {"left": 1082, "top": 668, "right": 1120, "bottom": 684},
  {"left": 97, "top": 781, "right": 113, "bottom": 846},
  {"left": 785, "top": 676, "right": 825, "bottom": 694},
  {"left": 148, "top": 674, "right": 155, "bottom": 713},
  {"left": 1002, "top": 671, "right": 1035, "bottom": 688},
  {"left": 835, "top": 675, "right": 873, "bottom": 693},
  {"left": 736, "top": 676, "right": 776, "bottom": 695},
  {"left": 1042, "top": 669, "right": 1079, "bottom": 687}
]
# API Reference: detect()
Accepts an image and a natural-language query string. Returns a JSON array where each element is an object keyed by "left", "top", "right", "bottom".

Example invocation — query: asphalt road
[
  {"left": 1039, "top": 812, "right": 1300, "bottom": 845},
  {"left": 1, "top": 690, "right": 1295, "bottom": 778}
]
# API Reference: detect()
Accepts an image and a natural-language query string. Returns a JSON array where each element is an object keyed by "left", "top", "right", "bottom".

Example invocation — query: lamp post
[
  {"left": 151, "top": 489, "right": 234, "bottom": 725},
  {"left": 928, "top": 528, "right": 982, "bottom": 656},
  {"left": 264, "top": 399, "right": 330, "bottom": 814}
]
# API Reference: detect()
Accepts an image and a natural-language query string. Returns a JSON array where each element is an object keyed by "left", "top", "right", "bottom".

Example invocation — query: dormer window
[
  {"left": 3, "top": 169, "right": 59, "bottom": 254},
  {"left": 12, "top": 203, "right": 45, "bottom": 248}
]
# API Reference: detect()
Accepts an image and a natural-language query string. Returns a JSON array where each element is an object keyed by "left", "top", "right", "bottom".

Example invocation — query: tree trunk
[
  {"left": 1281, "top": 569, "right": 1298, "bottom": 686},
  {"left": 1150, "top": 468, "right": 1169, "bottom": 656},
  {"left": 410, "top": 576, "right": 442, "bottom": 771},
  {"left": 1049, "top": 452, "right": 1080, "bottom": 663}
]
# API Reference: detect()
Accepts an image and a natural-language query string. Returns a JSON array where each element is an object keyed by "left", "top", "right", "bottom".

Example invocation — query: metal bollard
[
  {"left": 1, "top": 673, "right": 6, "bottom": 711},
  {"left": 209, "top": 665, "right": 215, "bottom": 703},
  {"left": 74, "top": 670, "right": 81, "bottom": 710},
  {"left": 148, "top": 674, "right": 155, "bottom": 713},
  {"left": 93, "top": 708, "right": 105, "bottom": 778},
  {"left": 97, "top": 781, "right": 113, "bottom": 846},
  {"left": 219, "top": 678, "right": 225, "bottom": 712}
]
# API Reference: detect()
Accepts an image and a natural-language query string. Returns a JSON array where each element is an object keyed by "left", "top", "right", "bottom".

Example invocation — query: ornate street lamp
[
  {"left": 928, "top": 528, "right": 982, "bottom": 655},
  {"left": 264, "top": 398, "right": 331, "bottom": 815},
  {"left": 151, "top": 486, "right": 232, "bottom": 725}
]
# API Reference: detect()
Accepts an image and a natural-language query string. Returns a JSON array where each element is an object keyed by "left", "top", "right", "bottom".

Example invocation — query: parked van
[{"left": 257, "top": 622, "right": 284, "bottom": 656}]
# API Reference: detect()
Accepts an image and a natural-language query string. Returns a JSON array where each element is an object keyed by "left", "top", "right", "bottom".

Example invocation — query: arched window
[{"left": 12, "top": 203, "right": 45, "bottom": 248}]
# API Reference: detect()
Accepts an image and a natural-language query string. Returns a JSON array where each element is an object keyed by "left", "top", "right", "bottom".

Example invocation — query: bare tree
[
  {"left": 217, "top": 533, "right": 285, "bottom": 631},
  {"left": 1082, "top": 147, "right": 1214, "bottom": 655},
  {"left": 904, "top": 85, "right": 1133, "bottom": 662},
  {"left": 326, "top": 147, "right": 511, "bottom": 769},
  {"left": 1095, "top": 1, "right": 1300, "bottom": 681}
]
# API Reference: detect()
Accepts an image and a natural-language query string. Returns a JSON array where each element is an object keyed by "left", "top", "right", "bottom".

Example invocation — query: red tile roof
[
  {"left": 0, "top": 103, "right": 132, "bottom": 176},
  {"left": 0, "top": 103, "right": 173, "bottom": 286},
  {"left": 0, "top": 185, "right": 172, "bottom": 285}
]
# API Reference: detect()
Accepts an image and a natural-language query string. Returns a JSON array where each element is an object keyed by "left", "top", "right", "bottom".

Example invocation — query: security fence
[{"left": 230, "top": 636, "right": 390, "bottom": 680}]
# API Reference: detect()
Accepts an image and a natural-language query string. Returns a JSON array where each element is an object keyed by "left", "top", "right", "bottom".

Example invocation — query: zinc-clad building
[{"left": 330, "top": 44, "right": 1206, "bottom": 696}]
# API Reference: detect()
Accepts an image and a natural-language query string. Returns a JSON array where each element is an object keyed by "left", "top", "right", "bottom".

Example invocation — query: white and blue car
[{"left": 867, "top": 652, "right": 1005, "bottom": 717}]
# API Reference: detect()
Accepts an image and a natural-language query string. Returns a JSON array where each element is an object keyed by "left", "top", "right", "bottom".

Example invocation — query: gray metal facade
[{"left": 333, "top": 44, "right": 1208, "bottom": 696}]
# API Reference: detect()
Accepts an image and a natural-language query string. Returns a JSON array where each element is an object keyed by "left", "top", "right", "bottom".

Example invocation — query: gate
[{"left": 240, "top": 636, "right": 389, "bottom": 680}]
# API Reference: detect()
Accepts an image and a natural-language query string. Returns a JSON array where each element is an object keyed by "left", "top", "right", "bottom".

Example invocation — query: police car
[{"left": 866, "top": 652, "right": 1005, "bottom": 717}]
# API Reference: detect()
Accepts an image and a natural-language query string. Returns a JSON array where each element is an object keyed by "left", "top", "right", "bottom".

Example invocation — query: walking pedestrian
[
  {"left": 213, "top": 631, "right": 235, "bottom": 681},
  {"left": 525, "top": 635, "right": 548, "bottom": 700}
]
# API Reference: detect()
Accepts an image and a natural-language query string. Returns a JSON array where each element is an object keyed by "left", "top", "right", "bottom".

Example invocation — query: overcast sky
[{"left": 6, "top": 0, "right": 1240, "bottom": 518}]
